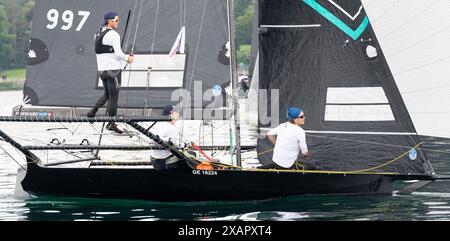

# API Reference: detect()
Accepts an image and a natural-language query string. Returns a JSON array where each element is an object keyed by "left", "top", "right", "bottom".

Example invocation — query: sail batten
[{"left": 260, "top": 24, "right": 322, "bottom": 28}]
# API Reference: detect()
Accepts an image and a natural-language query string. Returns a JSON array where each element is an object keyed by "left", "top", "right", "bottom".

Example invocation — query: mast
[{"left": 227, "top": 0, "right": 242, "bottom": 166}]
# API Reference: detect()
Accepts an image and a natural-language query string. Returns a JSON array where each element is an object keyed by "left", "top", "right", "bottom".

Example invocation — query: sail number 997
[{"left": 46, "top": 9, "right": 90, "bottom": 31}]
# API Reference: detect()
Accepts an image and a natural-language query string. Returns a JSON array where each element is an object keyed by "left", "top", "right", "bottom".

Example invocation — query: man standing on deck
[
  {"left": 260, "top": 107, "right": 310, "bottom": 170},
  {"left": 87, "top": 11, "right": 134, "bottom": 134}
]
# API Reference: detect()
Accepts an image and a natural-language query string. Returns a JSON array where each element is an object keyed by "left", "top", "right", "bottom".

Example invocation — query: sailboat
[{"left": 0, "top": 0, "right": 449, "bottom": 202}]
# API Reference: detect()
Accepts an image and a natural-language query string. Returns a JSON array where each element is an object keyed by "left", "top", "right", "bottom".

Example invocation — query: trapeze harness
[{"left": 95, "top": 28, "right": 114, "bottom": 54}]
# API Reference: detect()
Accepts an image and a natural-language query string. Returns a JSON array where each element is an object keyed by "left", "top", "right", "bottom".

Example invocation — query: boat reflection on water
[
  {"left": 17, "top": 194, "right": 384, "bottom": 221},
  {"left": 17, "top": 191, "right": 449, "bottom": 221}
]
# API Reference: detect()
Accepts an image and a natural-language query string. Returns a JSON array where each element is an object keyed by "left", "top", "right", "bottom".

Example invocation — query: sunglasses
[{"left": 298, "top": 115, "right": 305, "bottom": 119}]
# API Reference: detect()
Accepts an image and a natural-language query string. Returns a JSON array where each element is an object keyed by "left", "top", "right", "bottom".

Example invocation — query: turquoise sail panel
[{"left": 303, "top": 0, "right": 369, "bottom": 40}]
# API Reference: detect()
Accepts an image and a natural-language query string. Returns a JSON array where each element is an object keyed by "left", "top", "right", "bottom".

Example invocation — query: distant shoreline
[
  {"left": 0, "top": 68, "right": 25, "bottom": 91},
  {"left": 0, "top": 80, "right": 24, "bottom": 91}
]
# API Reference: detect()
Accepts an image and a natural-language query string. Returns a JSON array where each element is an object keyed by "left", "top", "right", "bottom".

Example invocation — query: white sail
[{"left": 363, "top": 0, "right": 450, "bottom": 138}]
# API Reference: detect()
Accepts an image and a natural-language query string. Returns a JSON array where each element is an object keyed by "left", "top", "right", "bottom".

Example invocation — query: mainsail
[
  {"left": 257, "top": 0, "right": 434, "bottom": 175},
  {"left": 25, "top": 0, "right": 231, "bottom": 115}
]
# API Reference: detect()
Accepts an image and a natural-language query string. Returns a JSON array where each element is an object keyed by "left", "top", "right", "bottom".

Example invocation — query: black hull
[{"left": 22, "top": 162, "right": 396, "bottom": 202}]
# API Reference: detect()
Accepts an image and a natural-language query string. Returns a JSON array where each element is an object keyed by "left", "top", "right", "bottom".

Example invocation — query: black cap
[
  {"left": 103, "top": 11, "right": 118, "bottom": 21},
  {"left": 162, "top": 105, "right": 174, "bottom": 116}
]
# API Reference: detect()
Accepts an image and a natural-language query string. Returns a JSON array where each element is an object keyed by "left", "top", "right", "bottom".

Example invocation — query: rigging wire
[
  {"left": 143, "top": 0, "right": 161, "bottom": 115},
  {"left": 124, "top": 0, "right": 139, "bottom": 53},
  {"left": 176, "top": 0, "right": 186, "bottom": 143},
  {"left": 124, "top": 0, "right": 144, "bottom": 118},
  {"left": 180, "top": 0, "right": 183, "bottom": 28},
  {"left": 180, "top": 0, "right": 208, "bottom": 143},
  {"left": 183, "top": 0, "right": 187, "bottom": 27},
  {"left": 17, "top": 122, "right": 126, "bottom": 159},
  {"left": 123, "top": 0, "right": 139, "bottom": 117},
  {"left": 0, "top": 145, "right": 26, "bottom": 171},
  {"left": 150, "top": 0, "right": 161, "bottom": 55},
  {"left": 131, "top": 0, "right": 144, "bottom": 54}
]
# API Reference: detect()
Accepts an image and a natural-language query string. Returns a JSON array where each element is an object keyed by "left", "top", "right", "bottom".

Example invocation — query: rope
[
  {"left": 253, "top": 138, "right": 427, "bottom": 174},
  {"left": 195, "top": 157, "right": 400, "bottom": 175},
  {"left": 347, "top": 142, "right": 423, "bottom": 174}
]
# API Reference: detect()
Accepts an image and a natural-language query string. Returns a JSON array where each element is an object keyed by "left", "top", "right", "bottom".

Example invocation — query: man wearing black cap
[
  {"left": 87, "top": 10, "right": 134, "bottom": 134},
  {"left": 149, "top": 105, "right": 183, "bottom": 170}
]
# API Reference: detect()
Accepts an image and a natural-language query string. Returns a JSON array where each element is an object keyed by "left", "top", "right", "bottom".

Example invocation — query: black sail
[
  {"left": 25, "top": 0, "right": 230, "bottom": 115},
  {"left": 257, "top": 0, "right": 434, "bottom": 175}
]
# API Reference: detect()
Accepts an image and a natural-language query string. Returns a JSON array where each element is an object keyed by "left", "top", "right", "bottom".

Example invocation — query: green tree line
[
  {"left": 0, "top": 0, "right": 34, "bottom": 71},
  {"left": 0, "top": 0, "right": 254, "bottom": 71},
  {"left": 235, "top": 0, "right": 254, "bottom": 67}
]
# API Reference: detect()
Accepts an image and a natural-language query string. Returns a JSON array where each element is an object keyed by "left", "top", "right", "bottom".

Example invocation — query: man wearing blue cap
[
  {"left": 262, "top": 107, "right": 309, "bottom": 169},
  {"left": 87, "top": 10, "right": 134, "bottom": 134}
]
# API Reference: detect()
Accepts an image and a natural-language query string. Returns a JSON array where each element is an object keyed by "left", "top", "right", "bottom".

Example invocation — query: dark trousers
[
  {"left": 258, "top": 162, "right": 290, "bottom": 170},
  {"left": 91, "top": 70, "right": 122, "bottom": 116},
  {"left": 258, "top": 160, "right": 316, "bottom": 170}
]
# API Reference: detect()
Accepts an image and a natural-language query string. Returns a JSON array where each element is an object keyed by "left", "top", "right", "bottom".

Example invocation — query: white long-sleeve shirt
[
  {"left": 149, "top": 122, "right": 181, "bottom": 159},
  {"left": 96, "top": 27, "right": 128, "bottom": 71}
]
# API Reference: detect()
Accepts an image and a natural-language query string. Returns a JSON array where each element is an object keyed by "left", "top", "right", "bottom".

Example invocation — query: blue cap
[
  {"left": 162, "top": 105, "right": 174, "bottom": 116},
  {"left": 103, "top": 11, "right": 118, "bottom": 21},
  {"left": 287, "top": 107, "right": 302, "bottom": 120}
]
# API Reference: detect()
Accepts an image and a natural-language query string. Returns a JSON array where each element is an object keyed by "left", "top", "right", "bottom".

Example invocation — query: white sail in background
[
  {"left": 363, "top": 0, "right": 450, "bottom": 138},
  {"left": 169, "top": 26, "right": 186, "bottom": 58}
]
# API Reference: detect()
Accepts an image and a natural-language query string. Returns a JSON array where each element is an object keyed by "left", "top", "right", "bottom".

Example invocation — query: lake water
[{"left": 1, "top": 90, "right": 450, "bottom": 221}]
